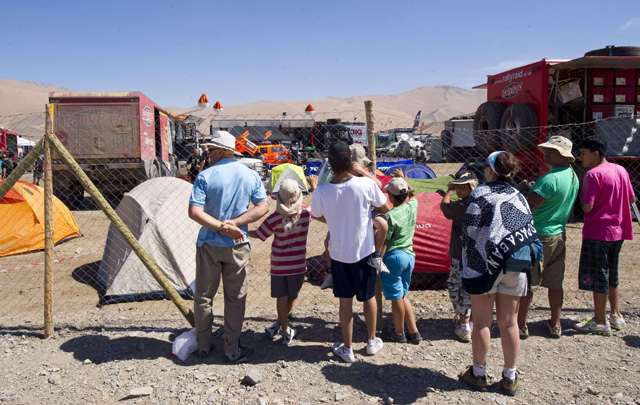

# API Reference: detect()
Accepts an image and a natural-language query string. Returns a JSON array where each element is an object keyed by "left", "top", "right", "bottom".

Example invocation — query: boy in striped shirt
[{"left": 250, "top": 179, "right": 311, "bottom": 346}]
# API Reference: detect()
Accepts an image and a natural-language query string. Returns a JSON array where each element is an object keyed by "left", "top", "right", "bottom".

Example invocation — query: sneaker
[
  {"left": 455, "top": 325, "right": 471, "bottom": 342},
  {"left": 519, "top": 325, "right": 529, "bottom": 340},
  {"left": 573, "top": 318, "right": 612, "bottom": 336},
  {"left": 225, "top": 346, "right": 252, "bottom": 364},
  {"left": 320, "top": 273, "right": 333, "bottom": 290},
  {"left": 281, "top": 327, "right": 297, "bottom": 346},
  {"left": 407, "top": 331, "right": 423, "bottom": 345},
  {"left": 264, "top": 322, "right": 279, "bottom": 339},
  {"left": 610, "top": 314, "right": 626, "bottom": 331},
  {"left": 366, "top": 337, "right": 384, "bottom": 355},
  {"left": 500, "top": 373, "right": 517, "bottom": 396},
  {"left": 385, "top": 331, "right": 407, "bottom": 343},
  {"left": 546, "top": 321, "right": 562, "bottom": 339},
  {"left": 458, "top": 366, "right": 488, "bottom": 392},
  {"left": 332, "top": 343, "right": 355, "bottom": 363},
  {"left": 368, "top": 255, "right": 390, "bottom": 274}
]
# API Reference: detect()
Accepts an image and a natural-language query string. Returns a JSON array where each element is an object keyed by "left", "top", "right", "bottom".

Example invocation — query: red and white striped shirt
[{"left": 254, "top": 206, "right": 311, "bottom": 276}]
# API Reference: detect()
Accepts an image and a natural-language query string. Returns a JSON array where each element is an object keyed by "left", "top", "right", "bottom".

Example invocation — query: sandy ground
[{"left": 1, "top": 165, "right": 639, "bottom": 404}]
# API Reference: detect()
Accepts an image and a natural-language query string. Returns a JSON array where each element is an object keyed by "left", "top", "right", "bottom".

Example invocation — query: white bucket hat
[
  {"left": 350, "top": 144, "right": 372, "bottom": 168},
  {"left": 537, "top": 136, "right": 575, "bottom": 162},
  {"left": 204, "top": 130, "right": 242, "bottom": 157},
  {"left": 276, "top": 179, "right": 303, "bottom": 216}
]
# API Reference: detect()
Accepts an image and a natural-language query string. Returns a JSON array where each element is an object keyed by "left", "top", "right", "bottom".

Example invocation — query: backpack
[{"left": 504, "top": 238, "right": 543, "bottom": 273}]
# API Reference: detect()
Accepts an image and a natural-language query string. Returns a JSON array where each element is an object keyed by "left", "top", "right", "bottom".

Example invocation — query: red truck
[
  {"left": 473, "top": 45, "right": 640, "bottom": 185},
  {"left": 49, "top": 91, "right": 197, "bottom": 207},
  {"left": 0, "top": 129, "right": 18, "bottom": 157}
]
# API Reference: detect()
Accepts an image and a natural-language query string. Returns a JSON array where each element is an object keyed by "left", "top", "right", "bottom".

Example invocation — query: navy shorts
[
  {"left": 331, "top": 256, "right": 376, "bottom": 302},
  {"left": 578, "top": 239, "right": 623, "bottom": 294}
]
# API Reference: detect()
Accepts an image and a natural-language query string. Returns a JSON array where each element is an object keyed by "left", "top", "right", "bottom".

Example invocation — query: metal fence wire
[{"left": 0, "top": 107, "right": 638, "bottom": 333}]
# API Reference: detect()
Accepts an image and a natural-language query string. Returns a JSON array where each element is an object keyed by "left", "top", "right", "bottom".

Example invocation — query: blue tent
[{"left": 384, "top": 163, "right": 436, "bottom": 179}]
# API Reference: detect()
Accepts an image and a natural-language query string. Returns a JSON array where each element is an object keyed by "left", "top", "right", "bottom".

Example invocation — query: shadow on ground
[{"left": 322, "top": 362, "right": 460, "bottom": 404}]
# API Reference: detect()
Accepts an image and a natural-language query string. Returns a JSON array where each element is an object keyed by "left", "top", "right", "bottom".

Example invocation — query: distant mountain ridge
[{"left": 0, "top": 80, "right": 485, "bottom": 138}]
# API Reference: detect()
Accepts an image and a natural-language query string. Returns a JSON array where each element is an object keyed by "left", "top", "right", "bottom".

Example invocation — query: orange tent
[{"left": 0, "top": 180, "right": 80, "bottom": 257}]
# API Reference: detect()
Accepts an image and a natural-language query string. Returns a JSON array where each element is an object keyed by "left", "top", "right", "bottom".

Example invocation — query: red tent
[{"left": 379, "top": 176, "right": 452, "bottom": 276}]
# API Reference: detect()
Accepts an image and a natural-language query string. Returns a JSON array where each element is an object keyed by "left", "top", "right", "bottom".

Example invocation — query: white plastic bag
[{"left": 172, "top": 328, "right": 198, "bottom": 361}]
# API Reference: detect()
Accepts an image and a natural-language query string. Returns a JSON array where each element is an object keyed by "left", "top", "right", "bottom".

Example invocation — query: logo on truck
[
  {"left": 502, "top": 82, "right": 523, "bottom": 99},
  {"left": 142, "top": 106, "right": 153, "bottom": 127}
]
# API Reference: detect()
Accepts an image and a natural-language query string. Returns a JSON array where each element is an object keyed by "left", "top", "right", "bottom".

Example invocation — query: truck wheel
[
  {"left": 500, "top": 103, "right": 539, "bottom": 153},
  {"left": 473, "top": 102, "right": 505, "bottom": 155},
  {"left": 585, "top": 46, "right": 640, "bottom": 56}
]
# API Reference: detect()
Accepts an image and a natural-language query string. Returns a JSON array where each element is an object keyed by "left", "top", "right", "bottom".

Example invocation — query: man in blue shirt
[{"left": 189, "top": 131, "right": 268, "bottom": 363}]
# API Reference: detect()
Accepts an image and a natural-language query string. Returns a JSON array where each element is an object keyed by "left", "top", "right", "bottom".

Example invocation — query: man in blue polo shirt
[{"left": 189, "top": 130, "right": 268, "bottom": 363}]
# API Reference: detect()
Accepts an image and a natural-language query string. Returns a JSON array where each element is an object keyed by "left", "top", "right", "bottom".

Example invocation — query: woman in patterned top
[{"left": 458, "top": 151, "right": 534, "bottom": 397}]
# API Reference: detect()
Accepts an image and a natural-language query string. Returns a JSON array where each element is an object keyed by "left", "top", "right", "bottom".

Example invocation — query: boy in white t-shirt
[{"left": 311, "top": 141, "right": 389, "bottom": 363}]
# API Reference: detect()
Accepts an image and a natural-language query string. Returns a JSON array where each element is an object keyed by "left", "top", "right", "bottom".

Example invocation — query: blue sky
[{"left": 3, "top": 0, "right": 640, "bottom": 108}]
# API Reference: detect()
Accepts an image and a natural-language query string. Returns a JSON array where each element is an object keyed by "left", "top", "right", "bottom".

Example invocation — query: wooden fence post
[
  {"left": 365, "top": 100, "right": 383, "bottom": 331},
  {"left": 364, "top": 100, "right": 376, "bottom": 172},
  {"left": 44, "top": 105, "right": 54, "bottom": 338}
]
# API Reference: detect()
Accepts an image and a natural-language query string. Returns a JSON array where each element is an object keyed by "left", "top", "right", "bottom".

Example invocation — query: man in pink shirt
[{"left": 574, "top": 137, "right": 635, "bottom": 336}]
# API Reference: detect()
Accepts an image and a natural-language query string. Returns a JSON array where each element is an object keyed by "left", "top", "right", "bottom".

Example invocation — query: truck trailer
[
  {"left": 473, "top": 45, "right": 640, "bottom": 183},
  {"left": 49, "top": 91, "right": 196, "bottom": 207}
]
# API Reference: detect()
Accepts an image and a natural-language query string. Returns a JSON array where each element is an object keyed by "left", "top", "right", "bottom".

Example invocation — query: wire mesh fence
[{"left": 0, "top": 105, "right": 638, "bottom": 334}]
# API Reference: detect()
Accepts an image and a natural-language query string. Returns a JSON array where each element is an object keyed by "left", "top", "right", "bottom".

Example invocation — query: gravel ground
[{"left": 1, "top": 296, "right": 639, "bottom": 404}]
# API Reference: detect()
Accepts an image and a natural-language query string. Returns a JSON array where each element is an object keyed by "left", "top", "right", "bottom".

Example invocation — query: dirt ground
[{"left": 1, "top": 166, "right": 640, "bottom": 404}]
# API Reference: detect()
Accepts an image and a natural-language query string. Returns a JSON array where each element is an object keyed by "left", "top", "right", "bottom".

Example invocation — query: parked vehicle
[
  {"left": 255, "top": 144, "right": 292, "bottom": 166},
  {"left": 474, "top": 45, "right": 640, "bottom": 182},
  {"left": 0, "top": 129, "right": 18, "bottom": 157},
  {"left": 441, "top": 115, "right": 476, "bottom": 162},
  {"left": 49, "top": 91, "right": 198, "bottom": 207}
]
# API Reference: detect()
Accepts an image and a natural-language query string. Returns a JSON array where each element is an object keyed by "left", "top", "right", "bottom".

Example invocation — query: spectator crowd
[{"left": 188, "top": 131, "right": 634, "bottom": 397}]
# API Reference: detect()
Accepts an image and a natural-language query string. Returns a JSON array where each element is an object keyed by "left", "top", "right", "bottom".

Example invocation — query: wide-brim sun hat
[
  {"left": 206, "top": 130, "right": 242, "bottom": 157},
  {"left": 537, "top": 135, "right": 575, "bottom": 162},
  {"left": 276, "top": 179, "right": 303, "bottom": 216}
]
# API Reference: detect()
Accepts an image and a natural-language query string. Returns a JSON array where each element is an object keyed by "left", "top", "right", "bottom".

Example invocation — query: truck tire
[
  {"left": 473, "top": 102, "right": 505, "bottom": 155},
  {"left": 585, "top": 46, "right": 640, "bottom": 57},
  {"left": 500, "top": 103, "right": 539, "bottom": 153}
]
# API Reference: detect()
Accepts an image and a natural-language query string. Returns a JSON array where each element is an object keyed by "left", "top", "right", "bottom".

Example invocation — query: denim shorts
[{"left": 380, "top": 250, "right": 415, "bottom": 300}]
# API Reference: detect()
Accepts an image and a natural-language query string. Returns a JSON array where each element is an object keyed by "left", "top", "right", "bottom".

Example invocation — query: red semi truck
[
  {"left": 0, "top": 129, "right": 18, "bottom": 157},
  {"left": 49, "top": 91, "right": 197, "bottom": 206},
  {"left": 473, "top": 45, "right": 640, "bottom": 184}
]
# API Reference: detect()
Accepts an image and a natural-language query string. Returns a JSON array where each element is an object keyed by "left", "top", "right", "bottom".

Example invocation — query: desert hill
[{"left": 0, "top": 80, "right": 485, "bottom": 139}]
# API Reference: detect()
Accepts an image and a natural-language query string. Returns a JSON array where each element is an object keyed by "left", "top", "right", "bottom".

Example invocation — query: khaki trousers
[{"left": 195, "top": 243, "right": 251, "bottom": 355}]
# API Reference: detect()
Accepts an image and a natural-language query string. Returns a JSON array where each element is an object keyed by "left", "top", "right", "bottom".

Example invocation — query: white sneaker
[
  {"left": 573, "top": 318, "right": 612, "bottom": 336},
  {"left": 320, "top": 273, "right": 333, "bottom": 290},
  {"left": 332, "top": 342, "right": 355, "bottom": 363},
  {"left": 610, "top": 314, "right": 626, "bottom": 331},
  {"left": 264, "top": 322, "right": 279, "bottom": 339},
  {"left": 455, "top": 324, "right": 471, "bottom": 342},
  {"left": 281, "top": 327, "right": 297, "bottom": 346},
  {"left": 368, "top": 256, "right": 390, "bottom": 274},
  {"left": 366, "top": 337, "right": 384, "bottom": 355}
]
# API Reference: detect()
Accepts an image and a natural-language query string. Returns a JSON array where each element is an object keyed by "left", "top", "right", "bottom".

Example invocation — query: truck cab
[{"left": 256, "top": 144, "right": 291, "bottom": 166}]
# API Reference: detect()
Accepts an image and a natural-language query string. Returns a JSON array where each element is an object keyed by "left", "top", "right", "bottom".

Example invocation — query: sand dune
[{"left": 0, "top": 80, "right": 485, "bottom": 138}]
